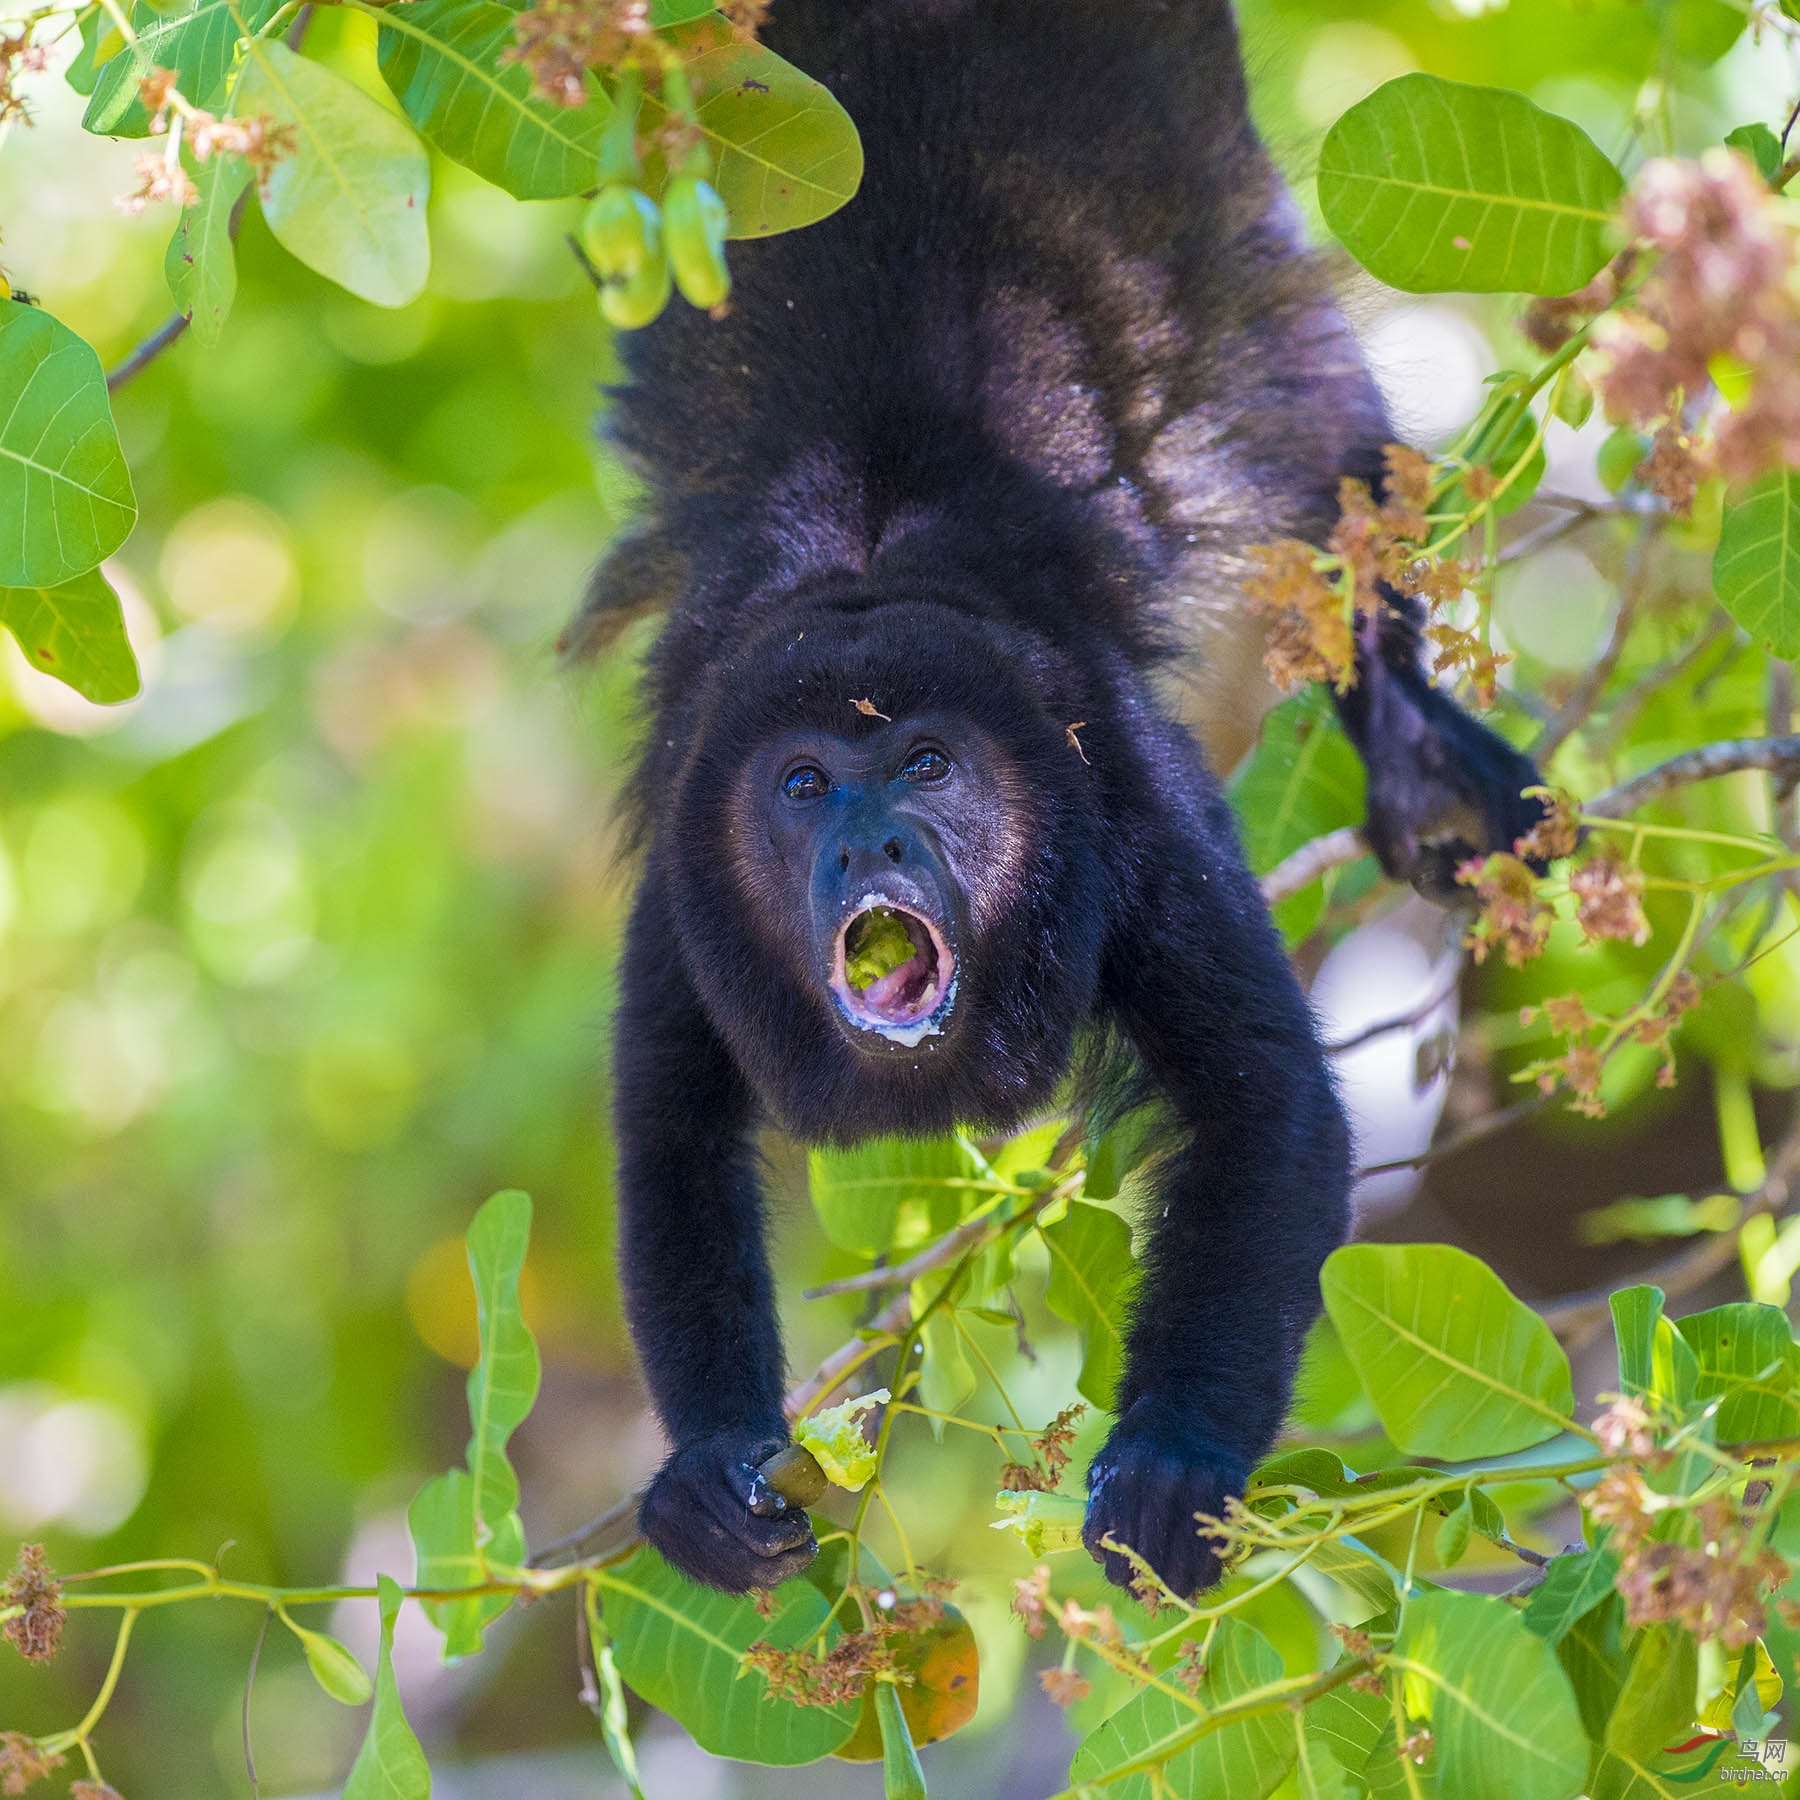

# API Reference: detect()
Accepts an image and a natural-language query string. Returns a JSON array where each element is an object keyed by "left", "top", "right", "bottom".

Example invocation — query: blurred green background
[{"left": 1, "top": 1, "right": 1797, "bottom": 1793}]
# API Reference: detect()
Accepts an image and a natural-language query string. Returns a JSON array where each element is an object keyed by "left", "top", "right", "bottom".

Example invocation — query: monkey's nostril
[
  {"left": 883, "top": 838, "right": 903, "bottom": 863},
  {"left": 839, "top": 849, "right": 849, "bottom": 873}
]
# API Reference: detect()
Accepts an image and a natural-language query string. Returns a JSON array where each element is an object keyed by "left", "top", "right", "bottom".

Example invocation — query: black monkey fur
[{"left": 573, "top": 0, "right": 1547, "bottom": 1600}]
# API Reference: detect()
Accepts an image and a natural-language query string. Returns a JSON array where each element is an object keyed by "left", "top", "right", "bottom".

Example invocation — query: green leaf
[
  {"left": 0, "top": 301, "right": 136, "bottom": 589},
  {"left": 373, "top": 0, "right": 613, "bottom": 200},
  {"left": 1715, "top": 472, "right": 1800, "bottom": 658},
  {"left": 1302, "top": 1677, "right": 1388, "bottom": 1782},
  {"left": 1725, "top": 122, "right": 1783, "bottom": 183},
  {"left": 1070, "top": 1616, "right": 1296, "bottom": 1800},
  {"left": 1228, "top": 691, "right": 1366, "bottom": 937},
  {"left": 597, "top": 1548, "right": 858, "bottom": 1763},
  {"left": 1306, "top": 1536, "right": 1403, "bottom": 1622},
  {"left": 1317, "top": 74, "right": 1624, "bottom": 296},
  {"left": 166, "top": 156, "right": 250, "bottom": 347},
  {"left": 1320, "top": 1244, "right": 1575, "bottom": 1459},
  {"left": 1675, "top": 1300, "right": 1800, "bottom": 1441},
  {"left": 584, "top": 1589, "right": 647, "bottom": 1800},
  {"left": 1395, "top": 1589, "right": 1586, "bottom": 1800},
  {"left": 83, "top": 0, "right": 282, "bottom": 136},
  {"left": 914, "top": 1301, "right": 977, "bottom": 1428},
  {"left": 1040, "top": 1200, "right": 1137, "bottom": 1410},
  {"left": 342, "top": 1575, "right": 432, "bottom": 1800},
  {"left": 1435, "top": 1498, "right": 1472, "bottom": 1568},
  {"left": 1609, "top": 1284, "right": 1698, "bottom": 1410},
  {"left": 1605, "top": 1622, "right": 1697, "bottom": 1760},
  {"left": 409, "top": 1190, "right": 540, "bottom": 1658},
  {"left": 641, "top": 16, "right": 863, "bottom": 237},
  {"left": 1587, "top": 1749, "right": 1693, "bottom": 1798},
  {"left": 236, "top": 40, "right": 431, "bottom": 308},
  {"left": 283, "top": 1617, "right": 373, "bottom": 1706},
  {"left": 807, "top": 1134, "right": 974, "bottom": 1257},
  {"left": 0, "top": 569, "right": 139, "bottom": 703},
  {"left": 1290, "top": 1717, "right": 1353, "bottom": 1800},
  {"left": 64, "top": 5, "right": 125, "bottom": 97},
  {"left": 1556, "top": 1588, "right": 1627, "bottom": 1745},
  {"left": 1522, "top": 1547, "right": 1622, "bottom": 1646}
]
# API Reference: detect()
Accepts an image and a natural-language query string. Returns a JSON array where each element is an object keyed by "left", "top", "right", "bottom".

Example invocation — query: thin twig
[
  {"left": 106, "top": 312, "right": 191, "bottom": 391},
  {"left": 1356, "top": 1093, "right": 1551, "bottom": 1178},
  {"left": 1325, "top": 962, "right": 1461, "bottom": 1057},
  {"left": 1589, "top": 611, "right": 1736, "bottom": 754},
  {"left": 803, "top": 1190, "right": 1055, "bottom": 1298},
  {"left": 242, "top": 1604, "right": 271, "bottom": 1800},
  {"left": 1585, "top": 733, "right": 1800, "bottom": 818}
]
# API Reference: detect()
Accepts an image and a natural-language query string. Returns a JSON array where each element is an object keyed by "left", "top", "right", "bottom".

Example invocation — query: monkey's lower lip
[{"left": 829, "top": 901, "right": 956, "bottom": 1045}]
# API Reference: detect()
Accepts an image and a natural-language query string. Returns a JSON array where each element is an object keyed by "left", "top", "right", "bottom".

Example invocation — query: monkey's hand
[
  {"left": 638, "top": 1429, "right": 819, "bottom": 1593},
  {"left": 1359, "top": 676, "right": 1548, "bottom": 905},
  {"left": 1081, "top": 1401, "right": 1246, "bottom": 1602}
]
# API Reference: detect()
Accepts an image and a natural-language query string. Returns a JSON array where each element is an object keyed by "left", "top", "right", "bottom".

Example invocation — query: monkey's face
[
  {"left": 750, "top": 714, "right": 1021, "bottom": 1052},
  {"left": 665, "top": 598, "right": 1103, "bottom": 1134}
]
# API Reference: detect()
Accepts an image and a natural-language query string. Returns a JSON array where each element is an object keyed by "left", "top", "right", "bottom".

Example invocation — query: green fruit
[
  {"left": 663, "top": 175, "right": 731, "bottom": 309},
  {"left": 599, "top": 244, "right": 672, "bottom": 331},
  {"left": 580, "top": 185, "right": 659, "bottom": 282},
  {"left": 581, "top": 187, "right": 671, "bottom": 329}
]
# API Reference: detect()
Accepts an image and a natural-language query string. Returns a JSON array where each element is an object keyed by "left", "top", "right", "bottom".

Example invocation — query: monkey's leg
[
  {"left": 613, "top": 880, "right": 817, "bottom": 1592},
  {"left": 1082, "top": 752, "right": 1352, "bottom": 1600},
  {"left": 1333, "top": 588, "right": 1548, "bottom": 901}
]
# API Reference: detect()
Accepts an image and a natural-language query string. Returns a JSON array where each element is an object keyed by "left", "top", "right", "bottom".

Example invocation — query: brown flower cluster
[
  {"left": 1569, "top": 856, "right": 1651, "bottom": 947},
  {"left": 743, "top": 1584, "right": 947, "bottom": 1708},
  {"left": 999, "top": 1402, "right": 1086, "bottom": 1493},
  {"left": 1038, "top": 1667, "right": 1091, "bottom": 1707},
  {"left": 1597, "top": 1479, "right": 1788, "bottom": 1650},
  {"left": 1594, "top": 149, "right": 1800, "bottom": 485},
  {"left": 1248, "top": 447, "right": 1504, "bottom": 706},
  {"left": 2, "top": 1545, "right": 62, "bottom": 1663},
  {"left": 0, "top": 27, "right": 48, "bottom": 130},
  {"left": 1012, "top": 1564, "right": 1051, "bottom": 1638},
  {"left": 0, "top": 1736, "right": 62, "bottom": 1799},
  {"left": 1592, "top": 1394, "right": 1662, "bottom": 1461},
  {"left": 507, "top": 0, "right": 649, "bottom": 107},
  {"left": 1514, "top": 787, "right": 1580, "bottom": 863},
  {"left": 1457, "top": 852, "right": 1553, "bottom": 967},
  {"left": 116, "top": 68, "right": 295, "bottom": 213}
]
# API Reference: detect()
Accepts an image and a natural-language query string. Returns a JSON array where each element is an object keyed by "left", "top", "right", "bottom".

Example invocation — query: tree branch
[
  {"left": 106, "top": 312, "right": 192, "bottom": 392},
  {"left": 1259, "top": 825, "right": 1366, "bottom": 904},
  {"left": 1585, "top": 734, "right": 1800, "bottom": 818}
]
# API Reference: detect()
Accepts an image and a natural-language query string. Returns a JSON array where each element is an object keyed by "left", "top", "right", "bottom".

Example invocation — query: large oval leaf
[
  {"left": 1395, "top": 1589, "right": 1586, "bottom": 1800},
  {"left": 0, "top": 568, "right": 140, "bottom": 703},
  {"left": 598, "top": 1549, "right": 858, "bottom": 1764},
  {"left": 1318, "top": 74, "right": 1624, "bottom": 295},
  {"left": 0, "top": 302, "right": 136, "bottom": 589},
  {"left": 641, "top": 15, "right": 862, "bottom": 237},
  {"left": 1071, "top": 1616, "right": 1296, "bottom": 1800},
  {"left": 1676, "top": 1300, "right": 1800, "bottom": 1441},
  {"left": 1714, "top": 471, "right": 1800, "bottom": 658},
  {"left": 236, "top": 41, "right": 431, "bottom": 307},
  {"left": 373, "top": 0, "right": 613, "bottom": 200},
  {"left": 807, "top": 1133, "right": 974, "bottom": 1257},
  {"left": 1320, "top": 1243, "right": 1575, "bottom": 1457},
  {"left": 83, "top": 0, "right": 282, "bottom": 136}
]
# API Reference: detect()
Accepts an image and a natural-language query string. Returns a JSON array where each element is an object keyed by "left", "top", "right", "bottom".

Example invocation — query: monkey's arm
[
  {"left": 1083, "top": 755, "right": 1352, "bottom": 1599},
  {"left": 613, "top": 880, "right": 817, "bottom": 1592}
]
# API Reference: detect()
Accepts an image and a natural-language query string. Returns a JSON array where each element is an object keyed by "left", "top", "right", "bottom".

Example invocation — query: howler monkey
[{"left": 568, "top": 0, "right": 1545, "bottom": 1600}]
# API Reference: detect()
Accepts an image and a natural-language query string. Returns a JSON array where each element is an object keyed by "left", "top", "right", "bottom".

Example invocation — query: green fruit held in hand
[{"left": 663, "top": 175, "right": 731, "bottom": 309}]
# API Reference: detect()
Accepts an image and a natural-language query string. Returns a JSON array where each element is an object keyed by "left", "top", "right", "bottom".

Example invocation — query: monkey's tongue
[{"left": 860, "top": 944, "right": 937, "bottom": 1018}]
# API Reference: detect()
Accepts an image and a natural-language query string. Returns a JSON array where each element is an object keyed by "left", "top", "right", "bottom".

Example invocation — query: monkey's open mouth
[{"left": 829, "top": 901, "right": 956, "bottom": 1044}]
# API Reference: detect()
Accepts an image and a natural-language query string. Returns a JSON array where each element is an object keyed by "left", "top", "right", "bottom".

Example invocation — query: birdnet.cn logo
[{"left": 1659, "top": 1734, "right": 1791, "bottom": 1785}]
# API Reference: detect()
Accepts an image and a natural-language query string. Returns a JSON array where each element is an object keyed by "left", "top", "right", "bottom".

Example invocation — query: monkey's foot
[
  {"left": 639, "top": 1430, "right": 818, "bottom": 1593},
  {"left": 1082, "top": 1402, "right": 1246, "bottom": 1602}
]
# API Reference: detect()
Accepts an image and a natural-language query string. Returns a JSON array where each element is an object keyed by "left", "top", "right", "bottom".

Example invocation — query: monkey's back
[{"left": 610, "top": 0, "right": 1391, "bottom": 769}]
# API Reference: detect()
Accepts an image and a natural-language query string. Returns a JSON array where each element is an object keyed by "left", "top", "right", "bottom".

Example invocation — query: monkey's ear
[{"left": 557, "top": 528, "right": 685, "bottom": 665}]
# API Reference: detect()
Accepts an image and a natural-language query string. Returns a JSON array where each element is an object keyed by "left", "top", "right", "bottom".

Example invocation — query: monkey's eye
[
  {"left": 782, "top": 764, "right": 831, "bottom": 802},
  {"left": 899, "top": 748, "right": 952, "bottom": 785}
]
